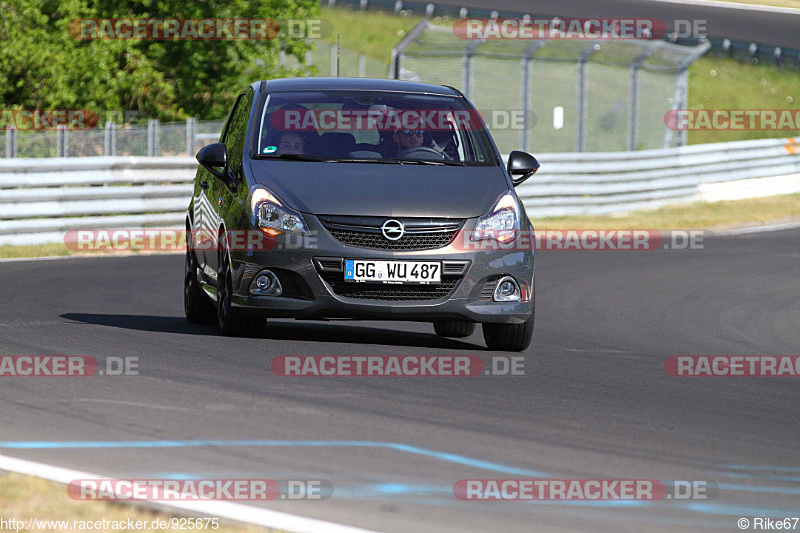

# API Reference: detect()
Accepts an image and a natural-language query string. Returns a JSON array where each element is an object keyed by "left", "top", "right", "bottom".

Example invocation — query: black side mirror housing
[
  {"left": 196, "top": 143, "right": 236, "bottom": 188},
  {"left": 507, "top": 150, "right": 540, "bottom": 187}
]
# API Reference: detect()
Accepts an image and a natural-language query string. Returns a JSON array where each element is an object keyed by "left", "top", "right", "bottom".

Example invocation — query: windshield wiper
[
  {"left": 251, "top": 153, "right": 330, "bottom": 162},
  {"left": 327, "top": 158, "right": 403, "bottom": 164},
  {"left": 390, "top": 158, "right": 466, "bottom": 166}
]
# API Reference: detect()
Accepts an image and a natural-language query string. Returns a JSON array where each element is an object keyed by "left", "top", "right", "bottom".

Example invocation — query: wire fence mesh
[{"left": 392, "top": 20, "right": 711, "bottom": 153}]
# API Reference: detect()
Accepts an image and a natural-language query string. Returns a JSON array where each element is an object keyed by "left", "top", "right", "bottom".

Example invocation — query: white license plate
[{"left": 344, "top": 260, "right": 441, "bottom": 284}]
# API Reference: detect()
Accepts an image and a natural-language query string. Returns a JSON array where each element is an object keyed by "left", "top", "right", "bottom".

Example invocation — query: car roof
[{"left": 253, "top": 77, "right": 460, "bottom": 96}]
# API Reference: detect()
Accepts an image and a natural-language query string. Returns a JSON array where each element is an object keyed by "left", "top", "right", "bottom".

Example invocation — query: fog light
[
  {"left": 493, "top": 276, "right": 520, "bottom": 302},
  {"left": 249, "top": 270, "right": 282, "bottom": 296}
]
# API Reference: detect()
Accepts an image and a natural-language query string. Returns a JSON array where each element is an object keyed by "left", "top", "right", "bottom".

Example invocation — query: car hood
[{"left": 248, "top": 160, "right": 508, "bottom": 218}]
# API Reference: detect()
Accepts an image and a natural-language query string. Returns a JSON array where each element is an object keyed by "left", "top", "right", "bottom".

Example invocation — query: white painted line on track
[
  {"left": 0, "top": 453, "right": 382, "bottom": 533},
  {"left": 648, "top": 0, "right": 800, "bottom": 15},
  {"left": 715, "top": 221, "right": 800, "bottom": 235},
  {"left": 0, "top": 251, "right": 182, "bottom": 263}
]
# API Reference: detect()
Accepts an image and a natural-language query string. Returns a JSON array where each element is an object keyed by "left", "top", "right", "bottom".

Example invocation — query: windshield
[{"left": 253, "top": 90, "right": 497, "bottom": 166}]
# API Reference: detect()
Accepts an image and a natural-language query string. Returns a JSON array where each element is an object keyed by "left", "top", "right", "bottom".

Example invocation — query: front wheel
[
  {"left": 184, "top": 246, "right": 216, "bottom": 324},
  {"left": 217, "top": 252, "right": 267, "bottom": 338},
  {"left": 482, "top": 315, "right": 534, "bottom": 352}
]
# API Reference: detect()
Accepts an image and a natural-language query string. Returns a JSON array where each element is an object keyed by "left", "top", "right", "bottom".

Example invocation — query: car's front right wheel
[
  {"left": 482, "top": 315, "right": 534, "bottom": 352},
  {"left": 217, "top": 251, "right": 268, "bottom": 338},
  {"left": 184, "top": 244, "right": 216, "bottom": 324}
]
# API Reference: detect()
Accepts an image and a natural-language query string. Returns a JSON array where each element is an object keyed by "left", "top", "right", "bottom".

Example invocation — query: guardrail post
[
  {"left": 56, "top": 125, "right": 66, "bottom": 157},
  {"left": 521, "top": 41, "right": 545, "bottom": 152},
  {"left": 664, "top": 41, "right": 709, "bottom": 148},
  {"left": 676, "top": 69, "right": 689, "bottom": 147},
  {"left": 358, "top": 54, "right": 366, "bottom": 77},
  {"left": 576, "top": 42, "right": 600, "bottom": 152},
  {"left": 629, "top": 43, "right": 657, "bottom": 151},
  {"left": 390, "top": 20, "right": 430, "bottom": 80},
  {"left": 390, "top": 49, "right": 400, "bottom": 79},
  {"left": 330, "top": 43, "right": 337, "bottom": 76},
  {"left": 628, "top": 66, "right": 640, "bottom": 151},
  {"left": 462, "top": 39, "right": 484, "bottom": 100},
  {"left": 104, "top": 121, "right": 118, "bottom": 156},
  {"left": 5, "top": 127, "right": 17, "bottom": 158},
  {"left": 147, "top": 119, "right": 160, "bottom": 156},
  {"left": 186, "top": 117, "right": 197, "bottom": 156}
]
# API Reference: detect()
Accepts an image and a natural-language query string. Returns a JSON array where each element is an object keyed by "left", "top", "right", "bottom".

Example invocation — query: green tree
[{"left": 0, "top": 0, "right": 317, "bottom": 122}]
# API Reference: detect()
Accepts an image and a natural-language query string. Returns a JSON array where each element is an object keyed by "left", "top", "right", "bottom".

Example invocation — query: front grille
[
  {"left": 318, "top": 215, "right": 463, "bottom": 251},
  {"left": 319, "top": 272, "right": 460, "bottom": 301}
]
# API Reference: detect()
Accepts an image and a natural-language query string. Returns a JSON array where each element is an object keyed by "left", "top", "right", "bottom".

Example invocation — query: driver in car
[
  {"left": 391, "top": 128, "right": 451, "bottom": 160},
  {"left": 275, "top": 132, "right": 305, "bottom": 155},
  {"left": 394, "top": 130, "right": 425, "bottom": 154},
  {"left": 393, "top": 128, "right": 424, "bottom": 155}
]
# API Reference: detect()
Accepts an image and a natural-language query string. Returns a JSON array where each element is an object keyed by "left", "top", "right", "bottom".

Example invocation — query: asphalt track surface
[
  {"left": 432, "top": 0, "right": 800, "bottom": 49},
  {"left": 1, "top": 228, "right": 799, "bottom": 532}
]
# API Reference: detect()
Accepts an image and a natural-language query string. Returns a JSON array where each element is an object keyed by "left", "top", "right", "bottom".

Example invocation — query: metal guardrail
[
  {"left": 0, "top": 138, "right": 798, "bottom": 245},
  {"left": 518, "top": 137, "right": 800, "bottom": 216}
]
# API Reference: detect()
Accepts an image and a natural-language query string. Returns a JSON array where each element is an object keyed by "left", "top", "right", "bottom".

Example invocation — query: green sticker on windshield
[{"left": 263, "top": 146, "right": 277, "bottom": 153}]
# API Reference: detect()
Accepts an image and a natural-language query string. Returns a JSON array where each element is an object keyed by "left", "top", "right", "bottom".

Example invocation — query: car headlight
[
  {"left": 470, "top": 191, "right": 520, "bottom": 243},
  {"left": 248, "top": 185, "right": 309, "bottom": 236}
]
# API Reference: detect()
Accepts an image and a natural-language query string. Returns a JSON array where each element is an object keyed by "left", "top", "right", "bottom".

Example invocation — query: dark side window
[{"left": 222, "top": 89, "right": 254, "bottom": 174}]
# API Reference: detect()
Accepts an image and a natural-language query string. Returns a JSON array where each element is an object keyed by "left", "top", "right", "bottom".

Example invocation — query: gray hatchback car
[{"left": 185, "top": 77, "right": 539, "bottom": 351}]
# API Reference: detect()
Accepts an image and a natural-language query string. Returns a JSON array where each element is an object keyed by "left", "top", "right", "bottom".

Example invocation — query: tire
[
  {"left": 184, "top": 244, "right": 216, "bottom": 324},
  {"left": 482, "top": 315, "right": 534, "bottom": 352},
  {"left": 217, "top": 251, "right": 267, "bottom": 337},
  {"left": 433, "top": 320, "right": 476, "bottom": 338}
]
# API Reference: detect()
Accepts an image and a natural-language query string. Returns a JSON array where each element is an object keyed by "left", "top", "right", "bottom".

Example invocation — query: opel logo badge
[{"left": 381, "top": 219, "right": 405, "bottom": 241}]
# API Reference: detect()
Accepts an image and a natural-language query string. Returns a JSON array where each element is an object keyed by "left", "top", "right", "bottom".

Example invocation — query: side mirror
[
  {"left": 507, "top": 150, "right": 540, "bottom": 187},
  {"left": 196, "top": 143, "right": 235, "bottom": 188}
]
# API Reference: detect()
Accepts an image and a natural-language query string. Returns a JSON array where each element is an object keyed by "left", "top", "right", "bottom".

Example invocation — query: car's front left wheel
[{"left": 482, "top": 314, "right": 534, "bottom": 352}]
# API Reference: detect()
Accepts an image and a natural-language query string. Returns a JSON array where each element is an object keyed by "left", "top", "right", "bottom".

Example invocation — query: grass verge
[
  {"left": 0, "top": 243, "right": 73, "bottom": 259},
  {"left": 688, "top": 55, "right": 800, "bottom": 144},
  {"left": 531, "top": 192, "right": 800, "bottom": 230},
  {"left": 0, "top": 472, "right": 276, "bottom": 533},
  {"left": 321, "top": 7, "right": 423, "bottom": 63},
  {"left": 704, "top": 0, "right": 800, "bottom": 8}
]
